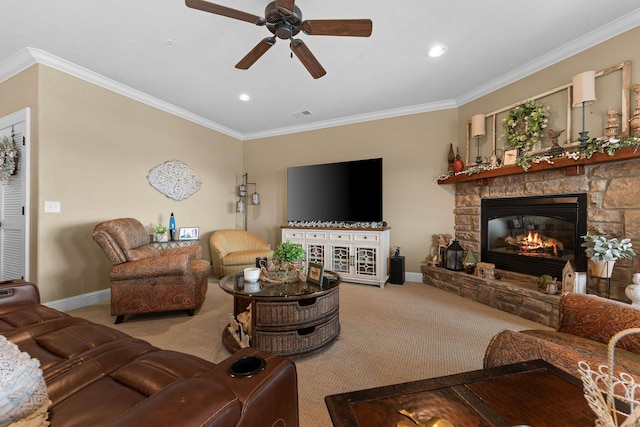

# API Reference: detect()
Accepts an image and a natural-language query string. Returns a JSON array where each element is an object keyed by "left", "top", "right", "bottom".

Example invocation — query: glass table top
[{"left": 219, "top": 271, "right": 340, "bottom": 298}]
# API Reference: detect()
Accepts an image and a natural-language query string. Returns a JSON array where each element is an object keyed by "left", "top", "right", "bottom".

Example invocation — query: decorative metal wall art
[{"left": 147, "top": 160, "right": 201, "bottom": 201}]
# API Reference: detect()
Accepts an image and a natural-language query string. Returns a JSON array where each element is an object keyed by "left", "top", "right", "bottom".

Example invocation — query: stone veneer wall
[
  {"left": 422, "top": 265, "right": 559, "bottom": 327},
  {"left": 454, "top": 157, "right": 640, "bottom": 302}
]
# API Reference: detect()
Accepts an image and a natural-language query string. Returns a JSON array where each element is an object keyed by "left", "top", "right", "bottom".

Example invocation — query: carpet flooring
[{"left": 68, "top": 279, "right": 550, "bottom": 427}]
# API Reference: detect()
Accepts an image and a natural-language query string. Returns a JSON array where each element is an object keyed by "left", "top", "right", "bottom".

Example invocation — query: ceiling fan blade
[
  {"left": 302, "top": 19, "right": 373, "bottom": 37},
  {"left": 235, "top": 37, "right": 276, "bottom": 70},
  {"left": 185, "top": 0, "right": 263, "bottom": 25},
  {"left": 275, "top": 0, "right": 295, "bottom": 15},
  {"left": 290, "top": 39, "right": 326, "bottom": 79}
]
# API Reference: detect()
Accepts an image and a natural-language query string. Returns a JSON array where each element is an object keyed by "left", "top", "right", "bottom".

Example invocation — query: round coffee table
[{"left": 219, "top": 271, "right": 340, "bottom": 358}]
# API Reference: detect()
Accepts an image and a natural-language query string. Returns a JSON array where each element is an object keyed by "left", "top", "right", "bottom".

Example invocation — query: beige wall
[
  {"left": 243, "top": 110, "right": 459, "bottom": 274},
  {"left": 0, "top": 66, "right": 40, "bottom": 284},
  {"left": 2, "top": 65, "right": 243, "bottom": 302},
  {"left": 1, "top": 25, "right": 638, "bottom": 303}
]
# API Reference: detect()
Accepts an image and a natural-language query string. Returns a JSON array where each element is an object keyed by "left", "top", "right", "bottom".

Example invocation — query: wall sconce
[
  {"left": 236, "top": 173, "right": 260, "bottom": 230},
  {"left": 572, "top": 71, "right": 596, "bottom": 147},
  {"left": 471, "top": 114, "right": 486, "bottom": 165}
]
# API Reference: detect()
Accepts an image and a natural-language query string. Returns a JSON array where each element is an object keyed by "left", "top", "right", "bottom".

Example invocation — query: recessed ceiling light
[
  {"left": 238, "top": 93, "right": 251, "bottom": 101},
  {"left": 428, "top": 45, "right": 447, "bottom": 58},
  {"left": 166, "top": 39, "right": 176, "bottom": 47}
]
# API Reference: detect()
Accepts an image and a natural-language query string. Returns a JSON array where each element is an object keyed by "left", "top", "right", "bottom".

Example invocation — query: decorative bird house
[{"left": 446, "top": 240, "right": 465, "bottom": 271}]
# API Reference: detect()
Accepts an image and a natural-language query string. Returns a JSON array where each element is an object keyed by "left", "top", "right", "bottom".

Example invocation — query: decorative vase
[
  {"left": 625, "top": 273, "right": 640, "bottom": 307},
  {"left": 447, "top": 143, "right": 455, "bottom": 171},
  {"left": 156, "top": 233, "right": 168, "bottom": 242},
  {"left": 453, "top": 152, "right": 464, "bottom": 173},
  {"left": 588, "top": 260, "right": 616, "bottom": 278}
]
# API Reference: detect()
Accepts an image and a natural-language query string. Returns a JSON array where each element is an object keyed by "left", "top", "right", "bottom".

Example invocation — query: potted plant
[
  {"left": 581, "top": 233, "right": 635, "bottom": 278},
  {"left": 273, "top": 240, "right": 305, "bottom": 264},
  {"left": 261, "top": 241, "right": 306, "bottom": 282},
  {"left": 154, "top": 223, "right": 168, "bottom": 242}
]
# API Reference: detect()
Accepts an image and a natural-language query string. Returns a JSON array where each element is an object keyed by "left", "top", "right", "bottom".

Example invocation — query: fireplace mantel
[{"left": 438, "top": 146, "right": 640, "bottom": 185}]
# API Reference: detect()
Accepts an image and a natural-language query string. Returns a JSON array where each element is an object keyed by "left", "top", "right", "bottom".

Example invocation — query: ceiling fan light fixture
[
  {"left": 186, "top": 0, "right": 372, "bottom": 78},
  {"left": 428, "top": 45, "right": 447, "bottom": 58}
]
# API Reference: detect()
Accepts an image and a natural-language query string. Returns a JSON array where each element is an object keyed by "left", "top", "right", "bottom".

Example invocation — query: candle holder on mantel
[
  {"left": 471, "top": 114, "right": 486, "bottom": 165},
  {"left": 572, "top": 71, "right": 596, "bottom": 148}
]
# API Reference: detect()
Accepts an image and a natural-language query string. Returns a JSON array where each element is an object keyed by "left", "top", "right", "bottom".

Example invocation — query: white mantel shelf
[{"left": 437, "top": 146, "right": 640, "bottom": 186}]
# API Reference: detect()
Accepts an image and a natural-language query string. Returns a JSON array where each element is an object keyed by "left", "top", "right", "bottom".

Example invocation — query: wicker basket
[
  {"left": 578, "top": 328, "right": 640, "bottom": 427},
  {"left": 260, "top": 262, "right": 305, "bottom": 283}
]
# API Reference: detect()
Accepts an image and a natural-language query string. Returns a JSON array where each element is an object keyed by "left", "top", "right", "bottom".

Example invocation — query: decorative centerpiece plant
[
  {"left": 263, "top": 241, "right": 306, "bottom": 282},
  {"left": 273, "top": 240, "right": 305, "bottom": 263}
]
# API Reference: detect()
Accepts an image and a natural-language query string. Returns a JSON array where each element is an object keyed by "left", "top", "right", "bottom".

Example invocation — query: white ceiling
[{"left": 2, "top": 1, "right": 640, "bottom": 140}]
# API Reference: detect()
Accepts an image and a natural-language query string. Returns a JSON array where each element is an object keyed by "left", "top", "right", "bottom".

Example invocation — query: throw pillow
[{"left": 0, "top": 336, "right": 51, "bottom": 427}]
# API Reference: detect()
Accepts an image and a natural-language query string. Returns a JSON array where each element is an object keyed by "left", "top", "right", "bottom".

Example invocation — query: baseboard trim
[
  {"left": 45, "top": 289, "right": 111, "bottom": 312},
  {"left": 42, "top": 273, "right": 421, "bottom": 311},
  {"left": 406, "top": 272, "right": 422, "bottom": 282}
]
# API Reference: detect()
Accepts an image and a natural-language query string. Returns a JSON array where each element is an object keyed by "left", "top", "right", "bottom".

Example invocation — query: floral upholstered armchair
[{"left": 92, "top": 218, "right": 210, "bottom": 324}]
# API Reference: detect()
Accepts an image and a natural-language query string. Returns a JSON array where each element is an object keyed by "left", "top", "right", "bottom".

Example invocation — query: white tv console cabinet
[{"left": 281, "top": 227, "right": 390, "bottom": 288}]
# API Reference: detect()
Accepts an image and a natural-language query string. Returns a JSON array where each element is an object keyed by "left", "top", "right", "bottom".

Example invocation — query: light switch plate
[{"left": 44, "top": 201, "right": 61, "bottom": 213}]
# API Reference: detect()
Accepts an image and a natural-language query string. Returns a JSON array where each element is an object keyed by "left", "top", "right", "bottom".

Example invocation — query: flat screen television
[{"left": 287, "top": 158, "right": 383, "bottom": 223}]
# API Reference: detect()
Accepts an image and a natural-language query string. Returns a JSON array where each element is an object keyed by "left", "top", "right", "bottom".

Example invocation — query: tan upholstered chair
[
  {"left": 92, "top": 218, "right": 210, "bottom": 324},
  {"left": 209, "top": 230, "right": 273, "bottom": 278}
]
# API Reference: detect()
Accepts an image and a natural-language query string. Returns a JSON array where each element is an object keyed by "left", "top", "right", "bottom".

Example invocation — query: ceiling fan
[{"left": 185, "top": 0, "right": 373, "bottom": 79}]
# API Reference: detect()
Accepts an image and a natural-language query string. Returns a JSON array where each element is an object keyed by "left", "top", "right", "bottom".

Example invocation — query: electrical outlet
[{"left": 44, "top": 201, "right": 61, "bottom": 213}]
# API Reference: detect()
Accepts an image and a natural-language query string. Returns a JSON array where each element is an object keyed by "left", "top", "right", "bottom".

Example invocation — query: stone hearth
[{"left": 422, "top": 265, "right": 559, "bottom": 327}]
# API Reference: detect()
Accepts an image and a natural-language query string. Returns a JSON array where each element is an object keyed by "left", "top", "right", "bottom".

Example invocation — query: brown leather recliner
[{"left": 93, "top": 218, "right": 210, "bottom": 324}]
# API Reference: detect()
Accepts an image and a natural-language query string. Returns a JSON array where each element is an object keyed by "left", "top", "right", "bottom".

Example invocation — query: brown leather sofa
[
  {"left": 93, "top": 218, "right": 211, "bottom": 323},
  {"left": 484, "top": 292, "right": 640, "bottom": 383},
  {"left": 0, "top": 280, "right": 299, "bottom": 427}
]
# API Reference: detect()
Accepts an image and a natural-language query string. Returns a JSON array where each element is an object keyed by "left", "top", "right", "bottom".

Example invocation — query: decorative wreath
[
  {"left": 504, "top": 100, "right": 550, "bottom": 150},
  {"left": 0, "top": 136, "right": 18, "bottom": 183}
]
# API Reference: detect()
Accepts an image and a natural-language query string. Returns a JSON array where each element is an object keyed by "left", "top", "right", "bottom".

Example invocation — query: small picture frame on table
[
  {"left": 307, "top": 262, "right": 324, "bottom": 286},
  {"left": 179, "top": 227, "right": 199, "bottom": 240}
]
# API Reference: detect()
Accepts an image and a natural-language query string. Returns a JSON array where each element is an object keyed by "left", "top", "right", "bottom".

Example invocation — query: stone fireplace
[
  {"left": 453, "top": 157, "right": 640, "bottom": 301},
  {"left": 423, "top": 156, "right": 640, "bottom": 326},
  {"left": 481, "top": 193, "right": 587, "bottom": 279}
]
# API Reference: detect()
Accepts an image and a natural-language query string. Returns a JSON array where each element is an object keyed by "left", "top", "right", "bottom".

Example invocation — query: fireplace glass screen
[{"left": 481, "top": 194, "right": 587, "bottom": 278}]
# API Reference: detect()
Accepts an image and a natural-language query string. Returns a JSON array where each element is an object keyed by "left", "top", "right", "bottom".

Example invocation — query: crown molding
[
  {"left": 456, "top": 9, "right": 640, "bottom": 106},
  {"left": 241, "top": 99, "right": 458, "bottom": 140},
  {"left": 2, "top": 7, "right": 639, "bottom": 141},
  {"left": 0, "top": 48, "right": 243, "bottom": 140}
]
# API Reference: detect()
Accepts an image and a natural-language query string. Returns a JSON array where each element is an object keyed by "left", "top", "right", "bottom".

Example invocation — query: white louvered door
[{"left": 0, "top": 109, "right": 30, "bottom": 281}]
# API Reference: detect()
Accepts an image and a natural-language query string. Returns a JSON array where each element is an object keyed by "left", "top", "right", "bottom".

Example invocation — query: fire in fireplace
[{"left": 481, "top": 194, "right": 587, "bottom": 279}]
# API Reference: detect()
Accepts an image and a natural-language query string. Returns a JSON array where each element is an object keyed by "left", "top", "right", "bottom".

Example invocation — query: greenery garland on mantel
[
  {"left": 435, "top": 135, "right": 640, "bottom": 182},
  {"left": 0, "top": 136, "right": 18, "bottom": 183}
]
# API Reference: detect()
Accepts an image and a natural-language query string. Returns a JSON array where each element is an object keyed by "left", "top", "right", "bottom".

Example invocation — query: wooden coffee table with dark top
[
  {"left": 325, "top": 360, "right": 597, "bottom": 427},
  {"left": 219, "top": 271, "right": 340, "bottom": 358}
]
